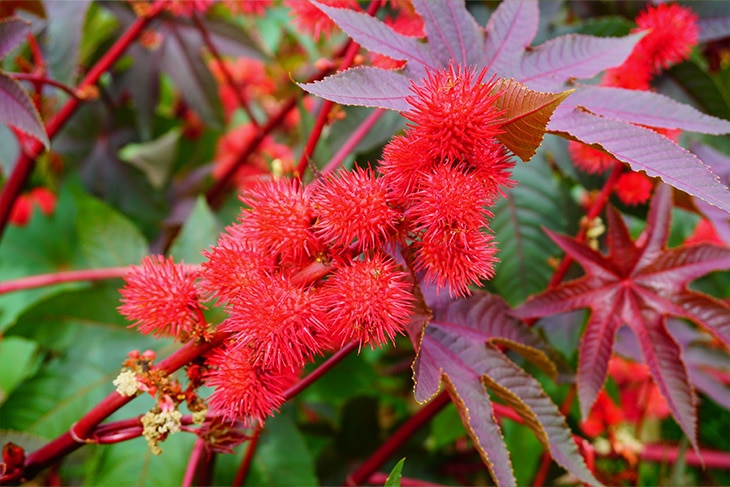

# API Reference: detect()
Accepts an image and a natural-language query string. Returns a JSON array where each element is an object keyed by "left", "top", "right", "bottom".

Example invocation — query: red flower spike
[
  {"left": 415, "top": 225, "right": 499, "bottom": 297},
  {"left": 568, "top": 140, "right": 618, "bottom": 175},
  {"left": 379, "top": 133, "right": 433, "bottom": 202},
  {"left": 321, "top": 252, "right": 413, "bottom": 350},
  {"left": 634, "top": 3, "right": 699, "bottom": 72},
  {"left": 614, "top": 171, "right": 654, "bottom": 206},
  {"left": 580, "top": 390, "right": 624, "bottom": 438},
  {"left": 404, "top": 64, "right": 504, "bottom": 164},
  {"left": 204, "top": 343, "right": 300, "bottom": 427},
  {"left": 311, "top": 167, "right": 400, "bottom": 251},
  {"left": 118, "top": 255, "right": 204, "bottom": 341},
  {"left": 469, "top": 144, "right": 516, "bottom": 201},
  {"left": 284, "top": 0, "right": 360, "bottom": 41},
  {"left": 407, "top": 163, "right": 493, "bottom": 234},
  {"left": 514, "top": 184, "right": 730, "bottom": 454},
  {"left": 200, "top": 224, "right": 274, "bottom": 305},
  {"left": 223, "top": 273, "right": 328, "bottom": 370},
  {"left": 237, "top": 178, "right": 320, "bottom": 266}
]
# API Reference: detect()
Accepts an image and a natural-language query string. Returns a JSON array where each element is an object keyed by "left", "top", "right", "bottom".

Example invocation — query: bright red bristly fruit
[
  {"left": 222, "top": 273, "right": 328, "bottom": 370},
  {"left": 118, "top": 255, "right": 203, "bottom": 341},
  {"left": 237, "top": 178, "right": 321, "bottom": 265},
  {"left": 312, "top": 167, "right": 400, "bottom": 251},
  {"left": 204, "top": 344, "right": 301, "bottom": 427},
  {"left": 634, "top": 3, "right": 699, "bottom": 71},
  {"left": 404, "top": 64, "right": 504, "bottom": 164},
  {"left": 321, "top": 252, "right": 413, "bottom": 350},
  {"left": 614, "top": 171, "right": 654, "bottom": 206}
]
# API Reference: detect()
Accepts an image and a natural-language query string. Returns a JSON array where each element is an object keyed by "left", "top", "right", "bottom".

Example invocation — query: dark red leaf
[{"left": 514, "top": 184, "right": 730, "bottom": 454}]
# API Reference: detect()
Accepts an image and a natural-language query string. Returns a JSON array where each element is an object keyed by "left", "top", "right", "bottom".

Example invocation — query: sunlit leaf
[{"left": 494, "top": 78, "right": 572, "bottom": 161}]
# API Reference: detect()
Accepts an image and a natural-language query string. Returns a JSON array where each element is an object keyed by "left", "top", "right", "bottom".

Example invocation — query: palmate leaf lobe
[
  {"left": 514, "top": 184, "right": 730, "bottom": 454},
  {"left": 409, "top": 290, "right": 600, "bottom": 486}
]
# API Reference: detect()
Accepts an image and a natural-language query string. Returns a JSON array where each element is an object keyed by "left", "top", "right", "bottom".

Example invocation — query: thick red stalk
[
  {"left": 0, "top": 4, "right": 166, "bottom": 241},
  {"left": 345, "top": 390, "right": 451, "bottom": 486},
  {"left": 6, "top": 331, "right": 227, "bottom": 484}
]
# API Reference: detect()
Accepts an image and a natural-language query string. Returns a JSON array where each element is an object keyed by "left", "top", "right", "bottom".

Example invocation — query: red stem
[
  {"left": 640, "top": 443, "right": 730, "bottom": 469},
  {"left": 321, "top": 108, "right": 386, "bottom": 176},
  {"left": 285, "top": 342, "right": 358, "bottom": 400},
  {"left": 295, "top": 0, "right": 383, "bottom": 177},
  {"left": 182, "top": 438, "right": 207, "bottom": 487},
  {"left": 11, "top": 73, "right": 84, "bottom": 100},
  {"left": 232, "top": 426, "right": 261, "bottom": 487},
  {"left": 0, "top": 3, "right": 166, "bottom": 241},
  {"left": 0, "top": 266, "right": 131, "bottom": 295},
  {"left": 7, "top": 331, "right": 228, "bottom": 484},
  {"left": 191, "top": 13, "right": 258, "bottom": 127},
  {"left": 548, "top": 161, "right": 624, "bottom": 288},
  {"left": 345, "top": 390, "right": 451, "bottom": 486},
  {"left": 366, "top": 472, "right": 446, "bottom": 486}
]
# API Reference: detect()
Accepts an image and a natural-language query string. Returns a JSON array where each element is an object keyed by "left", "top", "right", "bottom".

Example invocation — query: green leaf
[
  {"left": 429, "top": 403, "right": 465, "bottom": 451},
  {"left": 0, "top": 283, "right": 169, "bottom": 438},
  {"left": 668, "top": 61, "right": 730, "bottom": 121},
  {"left": 490, "top": 150, "right": 574, "bottom": 306},
  {"left": 0, "top": 187, "right": 86, "bottom": 331},
  {"left": 385, "top": 458, "right": 405, "bottom": 487},
  {"left": 74, "top": 188, "right": 148, "bottom": 267},
  {"left": 0, "top": 336, "right": 39, "bottom": 404},
  {"left": 168, "top": 196, "right": 221, "bottom": 264},
  {"left": 118, "top": 128, "right": 181, "bottom": 189},
  {"left": 85, "top": 434, "right": 195, "bottom": 486},
  {"left": 249, "top": 412, "right": 318, "bottom": 486}
]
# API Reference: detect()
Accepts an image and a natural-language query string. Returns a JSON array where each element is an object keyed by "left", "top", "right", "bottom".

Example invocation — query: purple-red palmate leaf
[
  {"left": 513, "top": 184, "right": 730, "bottom": 454},
  {"left": 0, "top": 17, "right": 49, "bottom": 148},
  {"left": 0, "top": 16, "right": 30, "bottom": 58},
  {"left": 0, "top": 73, "right": 49, "bottom": 149},
  {"left": 299, "top": 0, "right": 730, "bottom": 211},
  {"left": 408, "top": 290, "right": 600, "bottom": 487}
]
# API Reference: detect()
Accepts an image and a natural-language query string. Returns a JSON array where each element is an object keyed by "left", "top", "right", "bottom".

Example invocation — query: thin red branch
[
  {"left": 366, "top": 472, "right": 446, "bottom": 486},
  {"left": 0, "top": 267, "right": 131, "bottom": 295},
  {"left": 285, "top": 342, "right": 358, "bottom": 400},
  {"left": 191, "top": 13, "right": 259, "bottom": 127},
  {"left": 8, "top": 331, "right": 228, "bottom": 484},
  {"left": 0, "top": 3, "right": 166, "bottom": 241},
  {"left": 295, "top": 0, "right": 383, "bottom": 177},
  {"left": 640, "top": 443, "right": 730, "bottom": 470},
  {"left": 182, "top": 438, "right": 207, "bottom": 487},
  {"left": 322, "top": 108, "right": 386, "bottom": 176},
  {"left": 232, "top": 426, "right": 261, "bottom": 487},
  {"left": 10, "top": 73, "right": 84, "bottom": 100}
]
